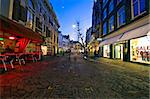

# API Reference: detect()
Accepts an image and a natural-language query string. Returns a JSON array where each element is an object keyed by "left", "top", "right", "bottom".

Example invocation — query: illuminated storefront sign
[
  {"left": 103, "top": 45, "right": 110, "bottom": 58},
  {"left": 0, "top": 38, "right": 4, "bottom": 40},
  {"left": 130, "top": 36, "right": 150, "bottom": 64}
]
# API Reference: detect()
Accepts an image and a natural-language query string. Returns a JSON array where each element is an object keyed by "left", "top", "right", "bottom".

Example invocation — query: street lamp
[{"left": 72, "top": 24, "right": 76, "bottom": 29}]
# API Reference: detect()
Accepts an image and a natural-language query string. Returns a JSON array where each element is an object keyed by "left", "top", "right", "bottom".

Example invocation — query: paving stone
[{"left": 0, "top": 55, "right": 149, "bottom": 98}]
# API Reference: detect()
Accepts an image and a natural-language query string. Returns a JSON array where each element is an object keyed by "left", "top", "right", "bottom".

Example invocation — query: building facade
[
  {"left": 90, "top": 0, "right": 102, "bottom": 56},
  {"left": 58, "top": 31, "right": 63, "bottom": 53},
  {"left": 70, "top": 40, "right": 82, "bottom": 53},
  {"left": 92, "top": 0, "right": 150, "bottom": 64},
  {"left": 92, "top": 0, "right": 101, "bottom": 39},
  {"left": 62, "top": 35, "right": 70, "bottom": 52},
  {"left": 0, "top": 0, "right": 59, "bottom": 55},
  {"left": 85, "top": 27, "right": 95, "bottom": 56},
  {"left": 86, "top": 27, "right": 92, "bottom": 46}
]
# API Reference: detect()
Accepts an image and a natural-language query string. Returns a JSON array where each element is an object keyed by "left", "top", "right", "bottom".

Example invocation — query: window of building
[
  {"left": 12, "top": 0, "right": 21, "bottom": 21},
  {"left": 109, "top": 0, "right": 114, "bottom": 14},
  {"left": 36, "top": 17, "right": 42, "bottom": 31},
  {"left": 131, "top": 0, "right": 146, "bottom": 18},
  {"left": 117, "top": 0, "right": 122, "bottom": 4},
  {"left": 117, "top": 6, "right": 126, "bottom": 27},
  {"left": 19, "top": 6, "right": 27, "bottom": 22},
  {"left": 103, "top": 0, "right": 108, "bottom": 8},
  {"left": 43, "top": 14, "right": 46, "bottom": 21},
  {"left": 40, "top": 5, "right": 43, "bottom": 13},
  {"left": 28, "top": 0, "right": 34, "bottom": 9},
  {"left": 103, "top": 8, "right": 107, "bottom": 20},
  {"left": 46, "top": 27, "right": 50, "bottom": 37},
  {"left": 26, "top": 10, "right": 34, "bottom": 29},
  {"left": 103, "top": 22, "right": 107, "bottom": 35},
  {"left": 109, "top": 16, "right": 114, "bottom": 32}
]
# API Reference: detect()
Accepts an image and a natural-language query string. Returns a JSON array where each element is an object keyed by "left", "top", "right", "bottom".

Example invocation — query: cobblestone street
[{"left": 0, "top": 54, "right": 149, "bottom": 98}]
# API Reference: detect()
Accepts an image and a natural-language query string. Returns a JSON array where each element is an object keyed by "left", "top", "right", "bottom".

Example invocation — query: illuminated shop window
[
  {"left": 103, "top": 45, "right": 110, "bottom": 58},
  {"left": 130, "top": 36, "right": 150, "bottom": 64}
]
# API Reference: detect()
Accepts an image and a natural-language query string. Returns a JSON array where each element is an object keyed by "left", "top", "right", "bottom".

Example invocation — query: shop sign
[
  {"left": 0, "top": 38, "right": 4, "bottom": 40},
  {"left": 130, "top": 36, "right": 150, "bottom": 64}
]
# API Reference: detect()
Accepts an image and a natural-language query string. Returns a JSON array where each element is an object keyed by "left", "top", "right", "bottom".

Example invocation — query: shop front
[
  {"left": 113, "top": 43, "right": 123, "bottom": 60},
  {"left": 99, "top": 34, "right": 123, "bottom": 59},
  {"left": 99, "top": 23, "right": 150, "bottom": 64},
  {"left": 130, "top": 36, "right": 150, "bottom": 64},
  {"left": 118, "top": 23, "right": 150, "bottom": 64},
  {"left": 0, "top": 15, "right": 43, "bottom": 54}
]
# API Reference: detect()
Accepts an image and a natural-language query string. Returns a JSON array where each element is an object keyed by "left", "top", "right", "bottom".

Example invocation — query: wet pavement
[{"left": 0, "top": 54, "right": 149, "bottom": 98}]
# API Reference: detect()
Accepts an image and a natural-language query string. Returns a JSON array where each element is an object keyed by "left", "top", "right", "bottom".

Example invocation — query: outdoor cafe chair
[
  {"left": 24, "top": 52, "right": 37, "bottom": 63},
  {"left": 0, "top": 54, "right": 14, "bottom": 71},
  {"left": 16, "top": 53, "right": 26, "bottom": 65}
]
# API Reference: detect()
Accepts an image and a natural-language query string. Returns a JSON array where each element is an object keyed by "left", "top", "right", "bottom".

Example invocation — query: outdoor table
[
  {"left": 15, "top": 53, "right": 26, "bottom": 65},
  {"left": 24, "top": 52, "right": 38, "bottom": 62},
  {"left": 5, "top": 53, "right": 26, "bottom": 66}
]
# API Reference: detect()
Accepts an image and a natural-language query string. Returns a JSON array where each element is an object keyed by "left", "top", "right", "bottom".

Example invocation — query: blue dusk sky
[{"left": 50, "top": 0, "right": 93, "bottom": 41}]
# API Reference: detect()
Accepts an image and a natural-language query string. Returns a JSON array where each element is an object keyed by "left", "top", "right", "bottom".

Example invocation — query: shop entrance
[{"left": 114, "top": 44, "right": 123, "bottom": 60}]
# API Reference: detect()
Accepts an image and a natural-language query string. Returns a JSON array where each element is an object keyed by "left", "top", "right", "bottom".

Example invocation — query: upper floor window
[
  {"left": 117, "top": 6, "right": 126, "bottom": 27},
  {"left": 103, "top": 0, "right": 108, "bottom": 8},
  {"left": 103, "top": 8, "right": 107, "bottom": 20},
  {"left": 43, "top": 14, "right": 47, "bottom": 21},
  {"left": 28, "top": 0, "right": 34, "bottom": 9},
  {"left": 109, "top": 0, "right": 114, "bottom": 14},
  {"left": 117, "top": 0, "right": 122, "bottom": 4},
  {"left": 26, "top": 10, "right": 34, "bottom": 29},
  {"left": 103, "top": 22, "right": 107, "bottom": 35},
  {"left": 40, "top": 5, "right": 43, "bottom": 13},
  {"left": 109, "top": 16, "right": 114, "bottom": 32},
  {"left": 131, "top": 0, "right": 146, "bottom": 18},
  {"left": 46, "top": 27, "right": 51, "bottom": 37}
]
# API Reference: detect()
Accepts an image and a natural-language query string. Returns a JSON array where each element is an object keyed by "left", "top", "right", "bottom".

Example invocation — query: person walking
[{"left": 94, "top": 50, "right": 97, "bottom": 60}]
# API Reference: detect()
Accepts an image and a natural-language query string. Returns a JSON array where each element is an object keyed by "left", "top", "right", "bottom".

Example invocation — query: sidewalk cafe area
[{"left": 0, "top": 16, "right": 43, "bottom": 72}]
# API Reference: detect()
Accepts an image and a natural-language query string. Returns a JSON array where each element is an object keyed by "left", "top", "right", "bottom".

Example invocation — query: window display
[
  {"left": 130, "top": 36, "right": 150, "bottom": 64},
  {"left": 103, "top": 45, "right": 110, "bottom": 58},
  {"left": 114, "top": 44, "right": 123, "bottom": 60}
]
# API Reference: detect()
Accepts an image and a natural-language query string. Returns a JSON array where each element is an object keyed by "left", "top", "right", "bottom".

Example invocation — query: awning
[
  {"left": 99, "top": 34, "right": 123, "bottom": 47},
  {"left": 119, "top": 23, "right": 150, "bottom": 41},
  {"left": 0, "top": 15, "right": 43, "bottom": 43}
]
